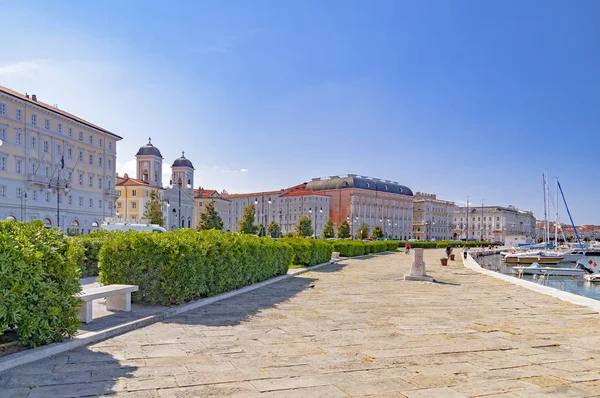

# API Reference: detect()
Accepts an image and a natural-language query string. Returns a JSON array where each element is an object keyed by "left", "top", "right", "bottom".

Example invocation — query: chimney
[
  {"left": 32, "top": 94, "right": 37, "bottom": 102},
  {"left": 25, "top": 93, "right": 30, "bottom": 99}
]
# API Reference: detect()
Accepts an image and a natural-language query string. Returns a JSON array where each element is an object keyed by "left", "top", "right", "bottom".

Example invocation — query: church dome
[
  {"left": 172, "top": 152, "right": 194, "bottom": 169},
  {"left": 136, "top": 138, "right": 163, "bottom": 158}
]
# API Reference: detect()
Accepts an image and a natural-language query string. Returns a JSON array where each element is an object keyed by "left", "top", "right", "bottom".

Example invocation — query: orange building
[{"left": 305, "top": 174, "right": 413, "bottom": 239}]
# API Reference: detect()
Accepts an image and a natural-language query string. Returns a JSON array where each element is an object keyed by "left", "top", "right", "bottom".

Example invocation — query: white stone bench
[
  {"left": 76, "top": 284, "right": 139, "bottom": 323},
  {"left": 331, "top": 252, "right": 341, "bottom": 263}
]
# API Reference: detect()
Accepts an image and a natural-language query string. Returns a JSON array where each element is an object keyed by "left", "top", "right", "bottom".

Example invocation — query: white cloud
[
  {"left": 116, "top": 158, "right": 137, "bottom": 178},
  {"left": 240, "top": 169, "right": 248, "bottom": 172}
]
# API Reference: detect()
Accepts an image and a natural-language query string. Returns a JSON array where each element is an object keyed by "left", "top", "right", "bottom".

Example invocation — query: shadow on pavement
[
  {"left": 0, "top": 348, "right": 136, "bottom": 397},
  {"left": 163, "top": 275, "right": 317, "bottom": 328},
  {"left": 306, "top": 263, "right": 348, "bottom": 273},
  {"left": 433, "top": 280, "right": 462, "bottom": 286}
]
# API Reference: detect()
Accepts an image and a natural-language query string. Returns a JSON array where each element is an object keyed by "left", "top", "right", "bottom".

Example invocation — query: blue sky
[{"left": 1, "top": 0, "right": 599, "bottom": 223}]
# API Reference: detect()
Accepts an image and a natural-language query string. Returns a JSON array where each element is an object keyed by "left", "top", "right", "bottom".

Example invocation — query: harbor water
[{"left": 475, "top": 254, "right": 600, "bottom": 301}]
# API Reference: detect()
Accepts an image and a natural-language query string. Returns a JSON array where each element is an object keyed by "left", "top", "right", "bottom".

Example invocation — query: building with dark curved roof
[{"left": 305, "top": 174, "right": 414, "bottom": 239}]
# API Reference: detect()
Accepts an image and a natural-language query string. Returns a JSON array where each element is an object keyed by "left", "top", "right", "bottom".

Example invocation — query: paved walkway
[{"left": 2, "top": 249, "right": 600, "bottom": 397}]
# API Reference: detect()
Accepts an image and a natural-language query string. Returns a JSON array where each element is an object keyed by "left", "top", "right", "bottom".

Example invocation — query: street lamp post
[
  {"left": 309, "top": 207, "right": 313, "bottom": 237},
  {"left": 318, "top": 207, "right": 322, "bottom": 238},
  {"left": 47, "top": 178, "right": 70, "bottom": 230},
  {"left": 267, "top": 197, "right": 271, "bottom": 229}
]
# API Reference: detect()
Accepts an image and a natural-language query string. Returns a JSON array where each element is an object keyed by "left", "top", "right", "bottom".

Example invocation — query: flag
[{"left": 61, "top": 156, "right": 64, "bottom": 169}]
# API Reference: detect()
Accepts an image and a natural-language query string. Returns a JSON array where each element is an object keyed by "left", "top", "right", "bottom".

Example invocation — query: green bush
[
  {"left": 99, "top": 230, "right": 293, "bottom": 306},
  {"left": 279, "top": 237, "right": 332, "bottom": 267},
  {"left": 331, "top": 240, "right": 366, "bottom": 257},
  {"left": 72, "top": 230, "right": 116, "bottom": 277},
  {"left": 397, "top": 240, "right": 492, "bottom": 249},
  {"left": 386, "top": 240, "right": 399, "bottom": 251},
  {"left": 368, "top": 241, "right": 388, "bottom": 253},
  {"left": 0, "top": 221, "right": 83, "bottom": 348}
]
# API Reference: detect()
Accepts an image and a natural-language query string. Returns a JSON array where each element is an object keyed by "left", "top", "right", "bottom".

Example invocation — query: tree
[
  {"left": 372, "top": 226, "right": 384, "bottom": 239},
  {"left": 337, "top": 220, "right": 350, "bottom": 239},
  {"left": 267, "top": 221, "right": 281, "bottom": 238},
  {"left": 356, "top": 222, "right": 370, "bottom": 240},
  {"left": 321, "top": 218, "right": 335, "bottom": 239},
  {"left": 295, "top": 215, "right": 314, "bottom": 238},
  {"left": 238, "top": 204, "right": 258, "bottom": 234},
  {"left": 196, "top": 201, "right": 224, "bottom": 231},
  {"left": 142, "top": 189, "right": 164, "bottom": 226}
]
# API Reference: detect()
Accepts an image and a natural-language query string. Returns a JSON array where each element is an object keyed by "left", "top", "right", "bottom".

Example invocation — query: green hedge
[
  {"left": 0, "top": 221, "right": 83, "bottom": 348},
  {"left": 279, "top": 238, "right": 332, "bottom": 267},
  {"left": 72, "top": 230, "right": 116, "bottom": 277},
  {"left": 325, "top": 240, "right": 398, "bottom": 257},
  {"left": 98, "top": 230, "right": 293, "bottom": 306},
  {"left": 397, "top": 240, "right": 492, "bottom": 249}
]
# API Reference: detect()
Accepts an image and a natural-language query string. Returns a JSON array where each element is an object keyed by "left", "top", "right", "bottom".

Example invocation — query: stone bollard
[{"left": 404, "top": 248, "right": 434, "bottom": 282}]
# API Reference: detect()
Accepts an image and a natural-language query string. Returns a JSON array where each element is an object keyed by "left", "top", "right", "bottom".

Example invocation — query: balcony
[
  {"left": 27, "top": 173, "right": 48, "bottom": 185},
  {"left": 104, "top": 188, "right": 119, "bottom": 197}
]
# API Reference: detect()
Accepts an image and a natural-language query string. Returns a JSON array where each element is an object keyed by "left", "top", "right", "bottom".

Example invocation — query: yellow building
[
  {"left": 115, "top": 173, "right": 165, "bottom": 222},
  {"left": 0, "top": 86, "right": 121, "bottom": 233}
]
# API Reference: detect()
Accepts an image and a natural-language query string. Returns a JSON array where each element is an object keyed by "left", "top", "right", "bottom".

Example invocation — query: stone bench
[
  {"left": 76, "top": 284, "right": 139, "bottom": 323},
  {"left": 331, "top": 252, "right": 341, "bottom": 263}
]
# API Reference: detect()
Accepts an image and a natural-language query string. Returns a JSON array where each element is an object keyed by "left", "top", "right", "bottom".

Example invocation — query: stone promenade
[{"left": 2, "top": 249, "right": 600, "bottom": 397}]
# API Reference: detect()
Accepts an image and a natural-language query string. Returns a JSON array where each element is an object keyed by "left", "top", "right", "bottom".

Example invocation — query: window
[
  {"left": 16, "top": 132, "right": 22, "bottom": 145},
  {"left": 57, "top": 144, "right": 62, "bottom": 156},
  {"left": 131, "top": 190, "right": 137, "bottom": 197},
  {"left": 68, "top": 128, "right": 73, "bottom": 138},
  {"left": 78, "top": 131, "right": 83, "bottom": 141},
  {"left": 0, "top": 103, "right": 6, "bottom": 115},
  {"left": 98, "top": 177, "right": 103, "bottom": 189},
  {"left": 0, "top": 185, "right": 5, "bottom": 197},
  {"left": 89, "top": 153, "right": 93, "bottom": 165},
  {"left": 58, "top": 123, "right": 62, "bottom": 133},
  {"left": 32, "top": 191, "right": 37, "bottom": 201},
  {"left": 43, "top": 141, "right": 49, "bottom": 153},
  {"left": 31, "top": 137, "right": 36, "bottom": 149},
  {"left": 78, "top": 150, "right": 83, "bottom": 161},
  {"left": 89, "top": 135, "right": 93, "bottom": 145},
  {"left": 31, "top": 114, "right": 37, "bottom": 125},
  {"left": 68, "top": 195, "right": 72, "bottom": 205},
  {"left": 108, "top": 159, "right": 112, "bottom": 170},
  {"left": 16, "top": 188, "right": 22, "bottom": 199},
  {"left": 31, "top": 163, "right": 36, "bottom": 174},
  {"left": 108, "top": 142, "right": 112, "bottom": 151},
  {"left": 132, "top": 202, "right": 137, "bottom": 209},
  {"left": 78, "top": 172, "right": 83, "bottom": 185},
  {"left": 16, "top": 109, "right": 22, "bottom": 121},
  {"left": 44, "top": 165, "right": 49, "bottom": 177},
  {"left": 79, "top": 197, "right": 83, "bottom": 206},
  {"left": 45, "top": 119, "right": 50, "bottom": 129},
  {"left": 45, "top": 192, "right": 50, "bottom": 202},
  {"left": 99, "top": 138, "right": 103, "bottom": 148},
  {"left": 89, "top": 198, "right": 93, "bottom": 208},
  {"left": 117, "top": 202, "right": 122, "bottom": 209},
  {"left": 68, "top": 148, "right": 73, "bottom": 159},
  {"left": 0, "top": 155, "right": 5, "bottom": 171},
  {"left": 16, "top": 159, "right": 22, "bottom": 174},
  {"left": 98, "top": 200, "right": 102, "bottom": 209},
  {"left": 98, "top": 156, "right": 102, "bottom": 167},
  {"left": 88, "top": 175, "right": 93, "bottom": 187}
]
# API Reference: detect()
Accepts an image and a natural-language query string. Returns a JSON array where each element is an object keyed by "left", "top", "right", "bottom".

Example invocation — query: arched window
[
  {"left": 43, "top": 218, "right": 52, "bottom": 227},
  {"left": 91, "top": 221, "right": 99, "bottom": 227},
  {"left": 72, "top": 220, "right": 80, "bottom": 227},
  {"left": 5, "top": 215, "right": 16, "bottom": 221}
]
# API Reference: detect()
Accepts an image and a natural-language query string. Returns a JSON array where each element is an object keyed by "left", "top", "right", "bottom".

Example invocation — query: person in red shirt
[{"left": 405, "top": 240, "right": 411, "bottom": 254}]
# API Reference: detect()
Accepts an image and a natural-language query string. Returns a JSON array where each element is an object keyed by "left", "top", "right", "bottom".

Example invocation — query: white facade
[
  {"left": 453, "top": 205, "right": 536, "bottom": 243},
  {"left": 0, "top": 87, "right": 121, "bottom": 234},
  {"left": 412, "top": 192, "right": 455, "bottom": 241},
  {"left": 194, "top": 189, "right": 232, "bottom": 231}
]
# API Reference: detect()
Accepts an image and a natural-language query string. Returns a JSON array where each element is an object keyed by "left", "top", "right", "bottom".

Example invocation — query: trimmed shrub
[
  {"left": 386, "top": 240, "right": 399, "bottom": 251},
  {"left": 280, "top": 237, "right": 332, "bottom": 267},
  {"left": 99, "top": 230, "right": 293, "bottom": 306},
  {"left": 0, "top": 221, "right": 83, "bottom": 348},
  {"left": 72, "top": 230, "right": 116, "bottom": 277},
  {"left": 368, "top": 241, "right": 388, "bottom": 253},
  {"left": 398, "top": 240, "right": 492, "bottom": 249},
  {"left": 331, "top": 241, "right": 366, "bottom": 257}
]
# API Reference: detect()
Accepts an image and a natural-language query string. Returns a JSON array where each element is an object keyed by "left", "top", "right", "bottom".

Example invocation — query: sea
[{"left": 475, "top": 254, "right": 600, "bottom": 301}]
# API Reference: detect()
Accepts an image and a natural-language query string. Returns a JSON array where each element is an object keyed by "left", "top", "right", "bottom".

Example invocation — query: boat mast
[
  {"left": 555, "top": 177, "right": 559, "bottom": 248},
  {"left": 546, "top": 171, "right": 550, "bottom": 247},
  {"left": 542, "top": 173, "right": 548, "bottom": 248},
  {"left": 557, "top": 180, "right": 584, "bottom": 251}
]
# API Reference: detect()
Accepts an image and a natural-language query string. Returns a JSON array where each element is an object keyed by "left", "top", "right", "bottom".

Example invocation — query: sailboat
[{"left": 505, "top": 173, "right": 564, "bottom": 264}]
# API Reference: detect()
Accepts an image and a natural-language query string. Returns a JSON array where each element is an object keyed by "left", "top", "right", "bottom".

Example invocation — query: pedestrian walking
[
  {"left": 405, "top": 240, "right": 411, "bottom": 255},
  {"left": 445, "top": 245, "right": 452, "bottom": 258},
  {"left": 463, "top": 245, "right": 469, "bottom": 259}
]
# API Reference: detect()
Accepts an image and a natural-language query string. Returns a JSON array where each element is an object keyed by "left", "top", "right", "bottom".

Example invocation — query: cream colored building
[
  {"left": 194, "top": 188, "right": 231, "bottom": 231},
  {"left": 412, "top": 192, "right": 455, "bottom": 241},
  {"left": 453, "top": 205, "right": 536, "bottom": 243},
  {"left": 0, "top": 86, "right": 121, "bottom": 233}
]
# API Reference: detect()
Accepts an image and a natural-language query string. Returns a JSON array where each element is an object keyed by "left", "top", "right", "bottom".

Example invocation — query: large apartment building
[
  {"left": 0, "top": 87, "right": 121, "bottom": 233},
  {"left": 453, "top": 205, "right": 536, "bottom": 243},
  {"left": 412, "top": 192, "right": 455, "bottom": 241},
  {"left": 305, "top": 174, "right": 413, "bottom": 239}
]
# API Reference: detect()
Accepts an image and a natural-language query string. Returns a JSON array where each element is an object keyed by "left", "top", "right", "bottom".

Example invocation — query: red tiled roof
[
  {"left": 194, "top": 189, "right": 220, "bottom": 199},
  {"left": 0, "top": 85, "right": 122, "bottom": 140},
  {"left": 116, "top": 174, "right": 151, "bottom": 187},
  {"left": 281, "top": 190, "right": 330, "bottom": 198}
]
